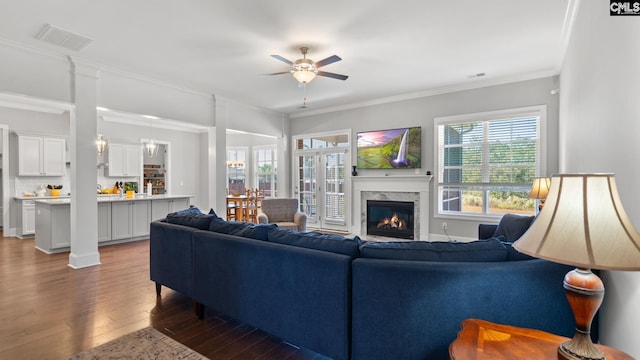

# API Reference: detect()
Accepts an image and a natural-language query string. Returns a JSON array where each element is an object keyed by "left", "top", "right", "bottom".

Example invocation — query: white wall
[
  {"left": 291, "top": 77, "right": 561, "bottom": 239},
  {"left": 560, "top": 1, "right": 640, "bottom": 357}
]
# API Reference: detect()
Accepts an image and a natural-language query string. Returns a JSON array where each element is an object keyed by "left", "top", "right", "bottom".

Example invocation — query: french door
[{"left": 293, "top": 132, "right": 350, "bottom": 231}]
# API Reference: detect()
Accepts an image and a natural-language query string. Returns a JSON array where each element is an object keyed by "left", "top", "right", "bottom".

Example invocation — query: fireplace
[{"left": 366, "top": 200, "right": 415, "bottom": 239}]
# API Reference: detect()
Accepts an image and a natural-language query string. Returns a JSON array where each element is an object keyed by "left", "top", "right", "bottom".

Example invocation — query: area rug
[{"left": 67, "top": 327, "right": 208, "bottom": 360}]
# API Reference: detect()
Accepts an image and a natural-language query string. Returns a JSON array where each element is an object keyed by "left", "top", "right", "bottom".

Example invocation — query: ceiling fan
[{"left": 260, "top": 47, "right": 349, "bottom": 84}]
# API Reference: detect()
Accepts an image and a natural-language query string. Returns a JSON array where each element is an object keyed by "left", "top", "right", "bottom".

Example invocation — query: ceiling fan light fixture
[
  {"left": 293, "top": 69, "right": 317, "bottom": 83},
  {"left": 264, "top": 47, "right": 347, "bottom": 83}
]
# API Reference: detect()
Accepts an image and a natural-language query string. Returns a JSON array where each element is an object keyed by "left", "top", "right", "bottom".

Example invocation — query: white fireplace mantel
[{"left": 352, "top": 175, "right": 432, "bottom": 240}]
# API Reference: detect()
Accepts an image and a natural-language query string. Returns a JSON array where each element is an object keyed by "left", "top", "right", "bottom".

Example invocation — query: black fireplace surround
[{"left": 366, "top": 200, "right": 415, "bottom": 239}]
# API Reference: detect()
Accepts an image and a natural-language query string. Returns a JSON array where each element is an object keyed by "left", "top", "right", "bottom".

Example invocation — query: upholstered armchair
[{"left": 257, "top": 198, "right": 307, "bottom": 231}]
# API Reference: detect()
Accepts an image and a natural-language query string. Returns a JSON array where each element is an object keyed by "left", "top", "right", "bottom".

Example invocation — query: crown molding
[
  {"left": 99, "top": 108, "right": 209, "bottom": 134},
  {"left": 69, "top": 56, "right": 101, "bottom": 79},
  {"left": 0, "top": 92, "right": 74, "bottom": 114},
  {"left": 0, "top": 36, "right": 69, "bottom": 63},
  {"left": 289, "top": 69, "right": 558, "bottom": 119}
]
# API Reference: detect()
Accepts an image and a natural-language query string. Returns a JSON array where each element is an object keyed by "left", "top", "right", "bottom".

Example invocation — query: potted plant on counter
[{"left": 124, "top": 182, "right": 136, "bottom": 198}]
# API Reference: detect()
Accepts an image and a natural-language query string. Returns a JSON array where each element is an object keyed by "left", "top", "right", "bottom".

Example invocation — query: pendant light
[
  {"left": 96, "top": 116, "right": 108, "bottom": 155},
  {"left": 145, "top": 117, "right": 159, "bottom": 157}
]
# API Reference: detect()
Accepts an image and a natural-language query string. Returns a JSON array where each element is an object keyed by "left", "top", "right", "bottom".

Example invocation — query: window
[
  {"left": 227, "top": 147, "right": 247, "bottom": 195},
  {"left": 255, "top": 146, "right": 277, "bottom": 197},
  {"left": 295, "top": 134, "right": 349, "bottom": 150},
  {"left": 435, "top": 106, "right": 546, "bottom": 218}
]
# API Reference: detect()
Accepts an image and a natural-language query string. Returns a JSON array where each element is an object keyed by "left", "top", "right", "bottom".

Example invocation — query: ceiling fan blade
[
  {"left": 258, "top": 71, "right": 291, "bottom": 77},
  {"left": 317, "top": 71, "right": 349, "bottom": 81},
  {"left": 270, "top": 54, "right": 294, "bottom": 66},
  {"left": 315, "top": 55, "right": 342, "bottom": 68}
]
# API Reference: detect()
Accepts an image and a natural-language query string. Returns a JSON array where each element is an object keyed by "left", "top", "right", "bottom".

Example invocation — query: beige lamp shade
[
  {"left": 514, "top": 173, "right": 640, "bottom": 270},
  {"left": 529, "top": 177, "right": 550, "bottom": 199}
]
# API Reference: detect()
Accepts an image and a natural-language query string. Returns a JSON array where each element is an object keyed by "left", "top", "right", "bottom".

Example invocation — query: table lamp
[
  {"left": 514, "top": 173, "right": 640, "bottom": 360},
  {"left": 529, "top": 177, "right": 551, "bottom": 210}
]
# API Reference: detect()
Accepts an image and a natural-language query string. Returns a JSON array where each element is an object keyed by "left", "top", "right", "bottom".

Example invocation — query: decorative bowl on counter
[{"left": 50, "top": 189, "right": 61, "bottom": 196}]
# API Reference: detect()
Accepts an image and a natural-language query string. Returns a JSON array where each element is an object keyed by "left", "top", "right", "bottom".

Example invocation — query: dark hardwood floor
[{"left": 0, "top": 234, "right": 328, "bottom": 359}]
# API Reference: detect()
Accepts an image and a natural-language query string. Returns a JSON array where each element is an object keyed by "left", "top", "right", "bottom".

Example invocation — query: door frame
[
  {"left": 1, "top": 125, "right": 8, "bottom": 233},
  {"left": 291, "top": 129, "right": 351, "bottom": 231},
  {"left": 140, "top": 138, "right": 171, "bottom": 195}
]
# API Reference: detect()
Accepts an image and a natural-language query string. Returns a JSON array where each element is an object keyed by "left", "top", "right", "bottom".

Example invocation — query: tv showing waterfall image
[{"left": 356, "top": 127, "right": 421, "bottom": 169}]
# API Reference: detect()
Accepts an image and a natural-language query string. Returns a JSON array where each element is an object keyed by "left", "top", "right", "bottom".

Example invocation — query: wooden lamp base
[{"left": 557, "top": 268, "right": 605, "bottom": 360}]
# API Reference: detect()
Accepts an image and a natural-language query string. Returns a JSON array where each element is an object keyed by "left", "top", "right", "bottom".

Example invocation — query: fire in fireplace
[{"left": 366, "top": 200, "right": 415, "bottom": 239}]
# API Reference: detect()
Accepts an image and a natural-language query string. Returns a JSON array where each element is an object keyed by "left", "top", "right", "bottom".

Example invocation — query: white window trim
[
  {"left": 254, "top": 145, "right": 278, "bottom": 198},
  {"left": 227, "top": 146, "right": 249, "bottom": 191},
  {"left": 433, "top": 105, "right": 547, "bottom": 221}
]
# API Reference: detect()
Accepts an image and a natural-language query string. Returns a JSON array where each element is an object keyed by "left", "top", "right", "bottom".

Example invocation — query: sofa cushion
[
  {"left": 492, "top": 214, "right": 535, "bottom": 242},
  {"left": 502, "top": 241, "right": 536, "bottom": 261},
  {"left": 267, "top": 228, "right": 362, "bottom": 257},
  {"left": 166, "top": 213, "right": 215, "bottom": 230},
  {"left": 208, "top": 220, "right": 276, "bottom": 241},
  {"left": 359, "top": 238, "right": 508, "bottom": 262},
  {"left": 233, "top": 223, "right": 278, "bottom": 241}
]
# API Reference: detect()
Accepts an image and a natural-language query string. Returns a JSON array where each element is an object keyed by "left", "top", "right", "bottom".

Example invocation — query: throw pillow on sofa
[
  {"left": 173, "top": 206, "right": 202, "bottom": 215},
  {"left": 267, "top": 228, "right": 362, "bottom": 257},
  {"left": 492, "top": 214, "right": 535, "bottom": 242},
  {"left": 359, "top": 238, "right": 508, "bottom": 262},
  {"left": 166, "top": 213, "right": 216, "bottom": 230},
  {"left": 208, "top": 219, "right": 277, "bottom": 241}
]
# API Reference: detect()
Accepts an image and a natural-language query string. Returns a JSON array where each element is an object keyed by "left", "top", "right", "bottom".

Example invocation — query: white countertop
[
  {"left": 15, "top": 195, "right": 70, "bottom": 200},
  {"left": 34, "top": 194, "right": 193, "bottom": 205}
]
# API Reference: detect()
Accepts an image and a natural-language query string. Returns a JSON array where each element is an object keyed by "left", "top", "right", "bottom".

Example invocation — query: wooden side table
[{"left": 449, "top": 318, "right": 634, "bottom": 360}]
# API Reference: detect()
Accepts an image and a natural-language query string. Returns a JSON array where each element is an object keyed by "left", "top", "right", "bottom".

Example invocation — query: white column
[
  {"left": 68, "top": 56, "right": 100, "bottom": 269},
  {"left": 214, "top": 96, "right": 228, "bottom": 215}
]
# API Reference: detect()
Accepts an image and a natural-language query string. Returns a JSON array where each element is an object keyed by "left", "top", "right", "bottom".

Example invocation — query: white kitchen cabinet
[
  {"left": 151, "top": 197, "right": 190, "bottom": 221},
  {"left": 19, "top": 199, "right": 36, "bottom": 237},
  {"left": 111, "top": 200, "right": 150, "bottom": 240},
  {"left": 35, "top": 202, "right": 70, "bottom": 251},
  {"left": 18, "top": 135, "right": 65, "bottom": 176},
  {"left": 98, "top": 202, "right": 112, "bottom": 242},
  {"left": 105, "top": 143, "right": 141, "bottom": 177}
]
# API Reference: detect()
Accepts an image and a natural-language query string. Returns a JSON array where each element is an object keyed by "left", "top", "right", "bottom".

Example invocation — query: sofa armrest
[
  {"left": 257, "top": 212, "right": 269, "bottom": 224},
  {"left": 479, "top": 223, "right": 498, "bottom": 239},
  {"left": 351, "top": 258, "right": 576, "bottom": 360},
  {"left": 294, "top": 211, "right": 307, "bottom": 231}
]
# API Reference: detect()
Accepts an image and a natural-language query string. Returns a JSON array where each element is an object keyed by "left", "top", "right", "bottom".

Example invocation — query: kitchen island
[{"left": 34, "top": 194, "right": 192, "bottom": 253}]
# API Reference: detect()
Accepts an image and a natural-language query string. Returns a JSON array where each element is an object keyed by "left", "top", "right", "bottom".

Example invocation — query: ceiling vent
[{"left": 35, "top": 24, "right": 93, "bottom": 52}]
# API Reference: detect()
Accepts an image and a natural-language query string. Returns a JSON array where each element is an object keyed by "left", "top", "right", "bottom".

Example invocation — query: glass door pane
[
  {"left": 296, "top": 154, "right": 318, "bottom": 223},
  {"left": 324, "top": 152, "right": 345, "bottom": 224}
]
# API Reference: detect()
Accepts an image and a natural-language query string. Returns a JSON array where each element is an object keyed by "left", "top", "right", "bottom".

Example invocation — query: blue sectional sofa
[{"left": 150, "top": 211, "right": 584, "bottom": 360}]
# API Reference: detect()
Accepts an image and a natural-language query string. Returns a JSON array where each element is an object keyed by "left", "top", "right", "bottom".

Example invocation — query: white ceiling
[{"left": 0, "top": 0, "right": 574, "bottom": 115}]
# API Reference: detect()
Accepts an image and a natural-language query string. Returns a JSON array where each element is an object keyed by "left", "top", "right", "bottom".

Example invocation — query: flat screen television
[{"left": 356, "top": 127, "right": 421, "bottom": 169}]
